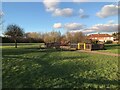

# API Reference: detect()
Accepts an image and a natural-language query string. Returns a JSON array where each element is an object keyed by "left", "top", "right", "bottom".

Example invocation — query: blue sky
[{"left": 2, "top": 1, "right": 118, "bottom": 35}]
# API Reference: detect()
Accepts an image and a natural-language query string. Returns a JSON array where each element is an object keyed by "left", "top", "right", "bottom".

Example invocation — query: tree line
[
  {"left": 1, "top": 24, "right": 86, "bottom": 48},
  {"left": 2, "top": 24, "right": 119, "bottom": 48}
]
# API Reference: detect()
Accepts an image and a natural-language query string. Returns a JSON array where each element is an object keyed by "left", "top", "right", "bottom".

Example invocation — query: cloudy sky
[{"left": 2, "top": 0, "right": 119, "bottom": 35}]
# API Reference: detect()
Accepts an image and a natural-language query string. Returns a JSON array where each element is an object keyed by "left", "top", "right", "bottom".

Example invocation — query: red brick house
[{"left": 88, "top": 34, "right": 114, "bottom": 42}]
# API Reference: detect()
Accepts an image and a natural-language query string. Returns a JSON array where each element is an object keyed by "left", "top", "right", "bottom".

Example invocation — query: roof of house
[{"left": 88, "top": 34, "right": 112, "bottom": 38}]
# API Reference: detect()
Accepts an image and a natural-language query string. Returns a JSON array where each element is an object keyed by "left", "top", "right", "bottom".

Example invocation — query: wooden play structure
[
  {"left": 70, "top": 43, "right": 104, "bottom": 51},
  {"left": 45, "top": 42, "right": 104, "bottom": 51},
  {"left": 45, "top": 42, "right": 60, "bottom": 49}
]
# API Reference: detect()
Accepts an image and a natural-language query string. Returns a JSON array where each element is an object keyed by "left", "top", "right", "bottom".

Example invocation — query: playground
[{"left": 45, "top": 42, "right": 105, "bottom": 51}]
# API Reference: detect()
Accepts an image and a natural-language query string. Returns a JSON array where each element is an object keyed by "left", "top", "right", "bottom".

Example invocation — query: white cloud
[
  {"left": 43, "top": 0, "right": 60, "bottom": 12},
  {"left": 80, "top": 14, "right": 89, "bottom": 18},
  {"left": 96, "top": 4, "right": 119, "bottom": 18},
  {"left": 108, "top": 20, "right": 115, "bottom": 24},
  {"left": 64, "top": 23, "right": 85, "bottom": 30},
  {"left": 53, "top": 8, "right": 73, "bottom": 17},
  {"left": 83, "top": 23, "right": 119, "bottom": 34},
  {"left": 79, "top": 9, "right": 89, "bottom": 18},
  {"left": 53, "top": 23, "right": 62, "bottom": 29},
  {"left": 0, "top": 11, "right": 4, "bottom": 16},
  {"left": 79, "top": 9, "right": 84, "bottom": 14},
  {"left": 82, "top": 29, "right": 95, "bottom": 34},
  {"left": 43, "top": 0, "right": 74, "bottom": 17},
  {"left": 53, "top": 22, "right": 118, "bottom": 34}
]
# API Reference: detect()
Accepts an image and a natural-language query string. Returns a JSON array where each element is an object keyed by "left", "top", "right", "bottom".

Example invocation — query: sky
[{"left": 1, "top": 0, "right": 119, "bottom": 35}]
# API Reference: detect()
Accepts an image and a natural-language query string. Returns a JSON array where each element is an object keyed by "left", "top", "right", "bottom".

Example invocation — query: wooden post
[
  {"left": 78, "top": 43, "right": 80, "bottom": 50},
  {"left": 90, "top": 44, "right": 92, "bottom": 51}
]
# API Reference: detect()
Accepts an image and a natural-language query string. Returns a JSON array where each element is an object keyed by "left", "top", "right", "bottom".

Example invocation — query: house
[{"left": 88, "top": 34, "right": 114, "bottom": 42}]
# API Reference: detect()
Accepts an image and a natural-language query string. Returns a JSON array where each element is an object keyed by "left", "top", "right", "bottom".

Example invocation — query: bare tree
[
  {"left": 74, "top": 32, "right": 85, "bottom": 43},
  {"left": 43, "top": 31, "right": 61, "bottom": 43},
  {"left": 4, "top": 24, "right": 24, "bottom": 48},
  {"left": 25, "top": 32, "right": 41, "bottom": 39},
  {"left": 65, "top": 31, "right": 85, "bottom": 43}
]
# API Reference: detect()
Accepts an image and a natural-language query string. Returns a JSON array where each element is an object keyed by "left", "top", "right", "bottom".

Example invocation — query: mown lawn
[
  {"left": 2, "top": 44, "right": 119, "bottom": 88},
  {"left": 98, "top": 44, "right": 120, "bottom": 54}
]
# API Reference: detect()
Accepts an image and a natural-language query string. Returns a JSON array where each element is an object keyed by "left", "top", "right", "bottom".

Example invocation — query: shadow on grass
[
  {"left": 104, "top": 44, "right": 120, "bottom": 49},
  {"left": 2, "top": 48, "right": 119, "bottom": 88}
]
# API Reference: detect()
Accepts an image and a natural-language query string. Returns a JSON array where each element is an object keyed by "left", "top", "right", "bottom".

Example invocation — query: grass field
[
  {"left": 98, "top": 44, "right": 120, "bottom": 54},
  {"left": 2, "top": 43, "right": 119, "bottom": 88}
]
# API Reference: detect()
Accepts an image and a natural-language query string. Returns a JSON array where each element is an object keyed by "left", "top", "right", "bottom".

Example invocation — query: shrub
[
  {"left": 2, "top": 37, "right": 44, "bottom": 43},
  {"left": 105, "top": 40, "right": 113, "bottom": 44},
  {"left": 91, "top": 40, "right": 99, "bottom": 44}
]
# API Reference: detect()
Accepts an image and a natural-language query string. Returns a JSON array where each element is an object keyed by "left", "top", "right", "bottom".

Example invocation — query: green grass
[
  {"left": 2, "top": 44, "right": 119, "bottom": 88},
  {"left": 98, "top": 44, "right": 120, "bottom": 54},
  {"left": 1, "top": 43, "right": 44, "bottom": 48}
]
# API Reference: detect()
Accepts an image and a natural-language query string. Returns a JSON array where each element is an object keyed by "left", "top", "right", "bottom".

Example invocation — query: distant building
[{"left": 88, "top": 34, "right": 114, "bottom": 42}]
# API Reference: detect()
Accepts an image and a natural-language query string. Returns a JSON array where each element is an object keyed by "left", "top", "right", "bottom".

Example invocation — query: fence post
[{"left": 84, "top": 43, "right": 86, "bottom": 50}]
